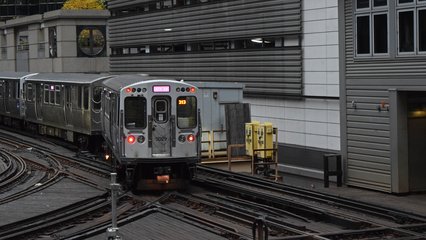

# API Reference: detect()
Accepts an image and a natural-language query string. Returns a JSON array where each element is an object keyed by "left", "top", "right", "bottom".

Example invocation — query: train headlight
[
  {"left": 137, "top": 135, "right": 145, "bottom": 143},
  {"left": 187, "top": 134, "right": 195, "bottom": 142},
  {"left": 178, "top": 135, "right": 186, "bottom": 142},
  {"left": 127, "top": 135, "right": 136, "bottom": 144}
]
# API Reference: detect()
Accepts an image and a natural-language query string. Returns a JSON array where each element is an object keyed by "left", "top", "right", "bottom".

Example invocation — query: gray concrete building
[
  {"left": 339, "top": 0, "right": 426, "bottom": 193},
  {"left": 0, "top": 9, "right": 109, "bottom": 73}
]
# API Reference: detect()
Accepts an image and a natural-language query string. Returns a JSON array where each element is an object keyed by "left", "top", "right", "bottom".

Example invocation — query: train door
[
  {"left": 64, "top": 85, "right": 72, "bottom": 126},
  {"left": 35, "top": 83, "right": 43, "bottom": 120},
  {"left": 151, "top": 96, "right": 171, "bottom": 157}
]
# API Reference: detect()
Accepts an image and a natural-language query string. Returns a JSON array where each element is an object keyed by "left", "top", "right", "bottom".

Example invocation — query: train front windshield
[
  {"left": 177, "top": 96, "right": 197, "bottom": 129},
  {"left": 125, "top": 96, "right": 147, "bottom": 128}
]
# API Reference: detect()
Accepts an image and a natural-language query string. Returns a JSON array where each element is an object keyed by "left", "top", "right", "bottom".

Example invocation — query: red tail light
[
  {"left": 125, "top": 87, "right": 132, "bottom": 93},
  {"left": 127, "top": 135, "right": 136, "bottom": 144},
  {"left": 190, "top": 87, "right": 196, "bottom": 93},
  {"left": 187, "top": 134, "right": 195, "bottom": 142}
]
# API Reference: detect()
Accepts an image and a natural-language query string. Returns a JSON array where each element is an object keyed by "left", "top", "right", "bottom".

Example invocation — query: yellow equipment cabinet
[
  {"left": 257, "top": 122, "right": 274, "bottom": 158},
  {"left": 245, "top": 121, "right": 259, "bottom": 156}
]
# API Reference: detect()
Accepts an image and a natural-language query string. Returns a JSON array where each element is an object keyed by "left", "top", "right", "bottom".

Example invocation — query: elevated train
[{"left": 0, "top": 72, "right": 201, "bottom": 190}]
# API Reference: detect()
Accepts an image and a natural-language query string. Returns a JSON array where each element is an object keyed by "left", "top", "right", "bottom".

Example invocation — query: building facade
[
  {"left": 0, "top": 0, "right": 65, "bottom": 22},
  {"left": 0, "top": 9, "right": 109, "bottom": 73},
  {"left": 340, "top": 0, "right": 426, "bottom": 193},
  {"left": 108, "top": 0, "right": 340, "bottom": 176}
]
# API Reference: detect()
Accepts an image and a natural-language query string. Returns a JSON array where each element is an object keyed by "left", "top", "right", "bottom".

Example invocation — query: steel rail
[{"left": 196, "top": 165, "right": 426, "bottom": 224}]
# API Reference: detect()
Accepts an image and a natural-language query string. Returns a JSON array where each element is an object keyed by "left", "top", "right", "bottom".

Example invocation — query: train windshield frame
[
  {"left": 176, "top": 96, "right": 197, "bottom": 129},
  {"left": 124, "top": 96, "right": 147, "bottom": 129}
]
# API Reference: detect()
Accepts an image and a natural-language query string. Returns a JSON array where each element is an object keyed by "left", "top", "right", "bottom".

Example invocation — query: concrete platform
[{"left": 203, "top": 160, "right": 426, "bottom": 217}]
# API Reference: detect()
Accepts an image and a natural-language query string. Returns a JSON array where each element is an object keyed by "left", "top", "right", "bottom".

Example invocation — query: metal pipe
[{"left": 107, "top": 172, "right": 121, "bottom": 240}]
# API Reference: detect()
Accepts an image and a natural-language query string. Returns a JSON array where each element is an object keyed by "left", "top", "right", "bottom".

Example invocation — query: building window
[
  {"left": 110, "top": 36, "right": 288, "bottom": 56},
  {"left": 354, "top": 0, "right": 388, "bottom": 56},
  {"left": 419, "top": 9, "right": 426, "bottom": 52},
  {"left": 374, "top": 13, "right": 388, "bottom": 53},
  {"left": 17, "top": 35, "right": 29, "bottom": 51},
  {"left": 48, "top": 27, "right": 57, "bottom": 58},
  {"left": 357, "top": 15, "right": 371, "bottom": 54},
  {"left": 77, "top": 26, "right": 106, "bottom": 57},
  {"left": 398, "top": 10, "right": 414, "bottom": 53},
  {"left": 396, "top": 1, "right": 426, "bottom": 54}
]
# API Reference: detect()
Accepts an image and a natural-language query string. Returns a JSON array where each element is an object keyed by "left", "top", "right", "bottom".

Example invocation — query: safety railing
[
  {"left": 201, "top": 129, "right": 227, "bottom": 159},
  {"left": 211, "top": 129, "right": 227, "bottom": 158},
  {"left": 201, "top": 130, "right": 212, "bottom": 158}
]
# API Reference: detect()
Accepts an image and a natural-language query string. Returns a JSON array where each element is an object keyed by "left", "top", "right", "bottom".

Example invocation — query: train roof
[
  {"left": 25, "top": 73, "right": 111, "bottom": 84},
  {"left": 0, "top": 72, "right": 33, "bottom": 79},
  {"left": 102, "top": 74, "right": 182, "bottom": 90}
]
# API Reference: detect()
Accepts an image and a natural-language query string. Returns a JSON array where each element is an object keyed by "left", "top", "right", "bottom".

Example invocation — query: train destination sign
[{"left": 152, "top": 85, "right": 170, "bottom": 93}]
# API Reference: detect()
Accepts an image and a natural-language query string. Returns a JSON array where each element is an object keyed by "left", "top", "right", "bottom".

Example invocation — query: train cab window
[
  {"left": 177, "top": 96, "right": 197, "bottom": 129},
  {"left": 27, "top": 83, "right": 33, "bottom": 102},
  {"left": 124, "top": 96, "right": 147, "bottom": 128}
]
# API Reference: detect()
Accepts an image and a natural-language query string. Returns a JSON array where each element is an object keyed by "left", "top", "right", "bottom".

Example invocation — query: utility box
[
  {"left": 257, "top": 122, "right": 274, "bottom": 158},
  {"left": 245, "top": 121, "right": 259, "bottom": 156}
]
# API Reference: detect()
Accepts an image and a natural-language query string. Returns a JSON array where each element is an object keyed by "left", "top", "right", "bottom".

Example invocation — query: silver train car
[
  {"left": 0, "top": 72, "right": 111, "bottom": 148},
  {"left": 0, "top": 72, "right": 201, "bottom": 190},
  {"left": 102, "top": 75, "right": 201, "bottom": 190},
  {"left": 23, "top": 73, "right": 111, "bottom": 148}
]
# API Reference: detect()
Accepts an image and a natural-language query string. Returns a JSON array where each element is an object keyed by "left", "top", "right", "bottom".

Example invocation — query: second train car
[{"left": 0, "top": 72, "right": 201, "bottom": 190}]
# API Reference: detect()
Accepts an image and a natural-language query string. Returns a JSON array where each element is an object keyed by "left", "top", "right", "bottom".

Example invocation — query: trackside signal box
[
  {"left": 245, "top": 121, "right": 259, "bottom": 156},
  {"left": 257, "top": 122, "right": 274, "bottom": 158}
]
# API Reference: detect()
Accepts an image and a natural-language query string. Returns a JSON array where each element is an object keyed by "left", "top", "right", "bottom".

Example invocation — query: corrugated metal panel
[
  {"left": 344, "top": 0, "right": 426, "bottom": 192},
  {"left": 344, "top": 0, "right": 392, "bottom": 191},
  {"left": 108, "top": 0, "right": 302, "bottom": 96},
  {"left": 109, "top": 0, "right": 300, "bottom": 44},
  {"left": 110, "top": 48, "right": 302, "bottom": 96}
]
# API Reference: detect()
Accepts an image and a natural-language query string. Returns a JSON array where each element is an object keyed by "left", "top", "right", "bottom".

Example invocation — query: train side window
[
  {"left": 0, "top": 82, "right": 3, "bottom": 98},
  {"left": 12, "top": 81, "right": 18, "bottom": 99},
  {"left": 44, "top": 84, "right": 49, "bottom": 103},
  {"left": 104, "top": 92, "right": 110, "bottom": 119},
  {"left": 27, "top": 83, "right": 33, "bottom": 102},
  {"left": 55, "top": 85, "right": 61, "bottom": 105},
  {"left": 93, "top": 86, "right": 102, "bottom": 110},
  {"left": 177, "top": 96, "right": 197, "bottom": 129},
  {"left": 111, "top": 94, "right": 117, "bottom": 125},
  {"left": 65, "top": 86, "right": 71, "bottom": 105},
  {"left": 83, "top": 86, "right": 89, "bottom": 110},
  {"left": 124, "top": 96, "right": 147, "bottom": 129},
  {"left": 77, "top": 86, "right": 82, "bottom": 109},
  {"left": 49, "top": 85, "right": 55, "bottom": 104}
]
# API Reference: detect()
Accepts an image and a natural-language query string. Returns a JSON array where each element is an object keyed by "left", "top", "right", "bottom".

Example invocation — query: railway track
[
  {"left": 1, "top": 129, "right": 426, "bottom": 239},
  {"left": 0, "top": 130, "right": 117, "bottom": 239},
  {"left": 38, "top": 166, "right": 426, "bottom": 240}
]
